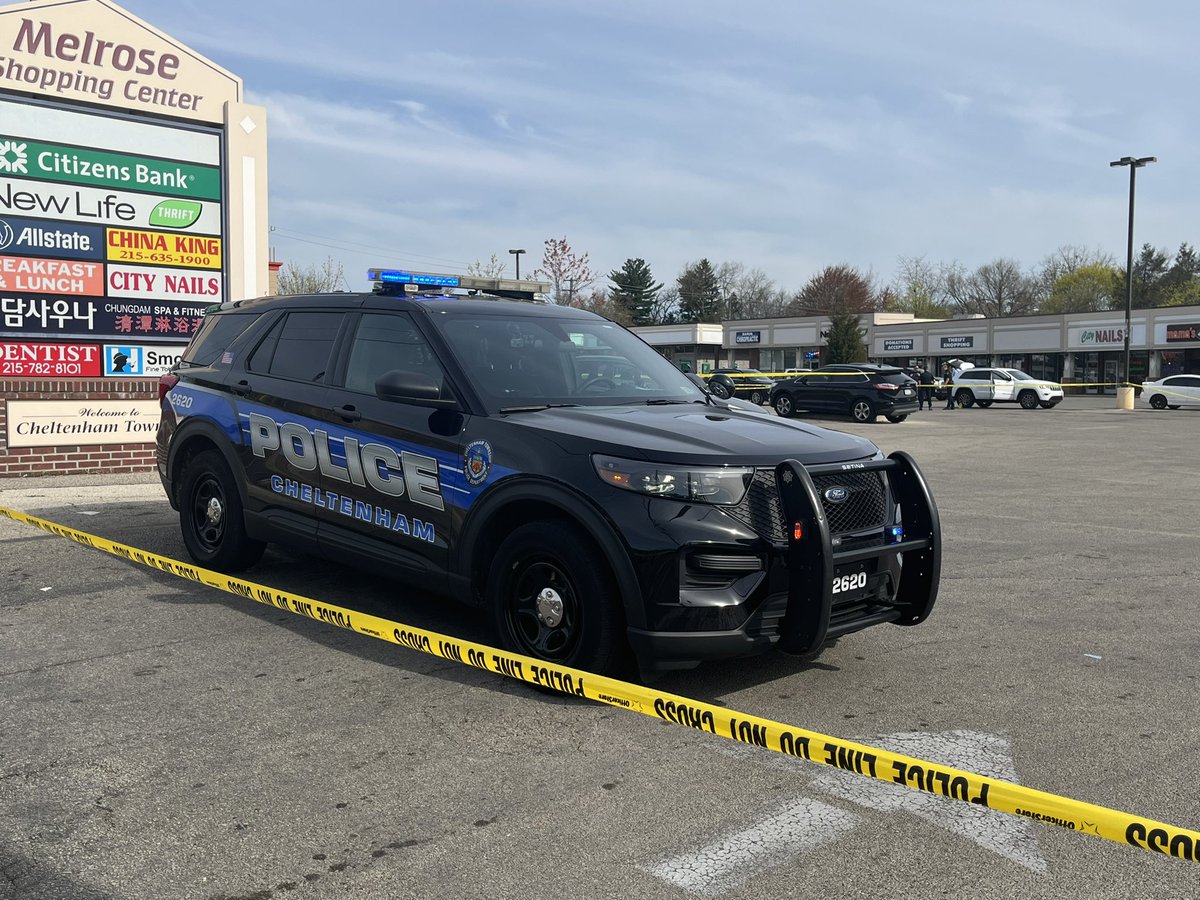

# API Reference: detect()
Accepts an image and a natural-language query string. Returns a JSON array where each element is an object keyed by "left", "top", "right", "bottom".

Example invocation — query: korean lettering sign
[{"left": 0, "top": 95, "right": 223, "bottom": 344}]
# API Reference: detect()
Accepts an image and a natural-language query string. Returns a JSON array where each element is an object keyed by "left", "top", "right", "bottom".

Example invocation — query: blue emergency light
[{"left": 371, "top": 269, "right": 461, "bottom": 288}]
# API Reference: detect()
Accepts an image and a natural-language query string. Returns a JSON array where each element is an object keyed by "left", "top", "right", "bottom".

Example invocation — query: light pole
[
  {"left": 508, "top": 248, "right": 526, "bottom": 280},
  {"left": 1109, "top": 155, "right": 1155, "bottom": 392}
]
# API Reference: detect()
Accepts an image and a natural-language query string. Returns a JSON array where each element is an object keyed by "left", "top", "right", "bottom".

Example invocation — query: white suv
[{"left": 952, "top": 367, "right": 1063, "bottom": 409}]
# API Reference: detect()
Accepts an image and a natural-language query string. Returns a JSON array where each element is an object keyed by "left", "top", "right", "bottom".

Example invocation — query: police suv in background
[{"left": 156, "top": 270, "right": 942, "bottom": 678}]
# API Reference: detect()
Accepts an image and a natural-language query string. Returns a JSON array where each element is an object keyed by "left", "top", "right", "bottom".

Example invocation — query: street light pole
[
  {"left": 508, "top": 248, "right": 526, "bottom": 280},
  {"left": 1109, "top": 155, "right": 1156, "bottom": 389}
]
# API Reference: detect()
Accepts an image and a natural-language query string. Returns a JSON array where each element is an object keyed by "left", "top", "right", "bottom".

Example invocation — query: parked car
[
  {"left": 770, "top": 363, "right": 920, "bottom": 423},
  {"left": 705, "top": 367, "right": 776, "bottom": 405},
  {"left": 951, "top": 368, "right": 1063, "bottom": 409},
  {"left": 1140, "top": 374, "right": 1200, "bottom": 409}
]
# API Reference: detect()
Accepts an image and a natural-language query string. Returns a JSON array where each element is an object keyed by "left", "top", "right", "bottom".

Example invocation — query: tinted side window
[
  {"left": 180, "top": 313, "right": 256, "bottom": 367},
  {"left": 1178, "top": 376, "right": 1200, "bottom": 387},
  {"left": 343, "top": 312, "right": 447, "bottom": 396},
  {"left": 262, "top": 312, "right": 341, "bottom": 382},
  {"left": 959, "top": 370, "right": 984, "bottom": 380}
]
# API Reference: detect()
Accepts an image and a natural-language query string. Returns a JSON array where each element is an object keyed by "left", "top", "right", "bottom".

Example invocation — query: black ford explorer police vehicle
[{"left": 157, "top": 269, "right": 941, "bottom": 678}]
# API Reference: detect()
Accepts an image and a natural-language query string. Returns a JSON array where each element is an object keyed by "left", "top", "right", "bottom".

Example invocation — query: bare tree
[
  {"left": 569, "top": 287, "right": 633, "bottom": 325},
  {"left": 714, "top": 261, "right": 745, "bottom": 321},
  {"left": 945, "top": 258, "right": 1037, "bottom": 318},
  {"left": 730, "top": 268, "right": 779, "bottom": 319},
  {"left": 889, "top": 256, "right": 954, "bottom": 319},
  {"left": 531, "top": 237, "right": 596, "bottom": 303},
  {"left": 467, "top": 253, "right": 508, "bottom": 278},
  {"left": 786, "top": 265, "right": 877, "bottom": 316},
  {"left": 276, "top": 256, "right": 346, "bottom": 294}
]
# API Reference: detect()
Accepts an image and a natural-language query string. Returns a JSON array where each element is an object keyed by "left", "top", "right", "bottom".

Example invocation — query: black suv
[
  {"left": 157, "top": 291, "right": 940, "bottom": 677},
  {"left": 771, "top": 364, "right": 920, "bottom": 423},
  {"left": 705, "top": 367, "right": 775, "bottom": 405}
]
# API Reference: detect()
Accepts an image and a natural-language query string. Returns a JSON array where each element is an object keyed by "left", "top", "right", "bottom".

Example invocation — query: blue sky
[{"left": 130, "top": 0, "right": 1194, "bottom": 294}]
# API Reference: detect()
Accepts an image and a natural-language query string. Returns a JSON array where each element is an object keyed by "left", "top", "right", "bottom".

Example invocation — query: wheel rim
[
  {"left": 1151, "top": 395, "right": 1166, "bottom": 409},
  {"left": 505, "top": 559, "right": 580, "bottom": 662},
  {"left": 777, "top": 396, "right": 792, "bottom": 416},
  {"left": 750, "top": 391, "right": 763, "bottom": 405},
  {"left": 853, "top": 401, "right": 872, "bottom": 421},
  {"left": 1021, "top": 393, "right": 1037, "bottom": 409},
  {"left": 190, "top": 474, "right": 227, "bottom": 553}
]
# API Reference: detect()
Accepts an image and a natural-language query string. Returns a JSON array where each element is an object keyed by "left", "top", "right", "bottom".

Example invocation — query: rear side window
[
  {"left": 343, "top": 312, "right": 447, "bottom": 396},
  {"left": 250, "top": 311, "right": 342, "bottom": 382},
  {"left": 180, "top": 313, "right": 256, "bottom": 367}
]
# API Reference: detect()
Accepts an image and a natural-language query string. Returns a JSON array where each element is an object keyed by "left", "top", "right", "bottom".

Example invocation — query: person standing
[
  {"left": 943, "top": 362, "right": 961, "bottom": 409},
  {"left": 917, "top": 365, "right": 936, "bottom": 410}
]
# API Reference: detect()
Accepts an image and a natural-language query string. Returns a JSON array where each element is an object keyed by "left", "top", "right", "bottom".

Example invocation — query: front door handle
[
  {"left": 233, "top": 379, "right": 250, "bottom": 397},
  {"left": 338, "top": 405, "right": 362, "bottom": 422}
]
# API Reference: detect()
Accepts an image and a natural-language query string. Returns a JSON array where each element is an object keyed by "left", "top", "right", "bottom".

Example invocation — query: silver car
[
  {"left": 1140, "top": 374, "right": 1200, "bottom": 409},
  {"left": 952, "top": 367, "right": 1064, "bottom": 409}
]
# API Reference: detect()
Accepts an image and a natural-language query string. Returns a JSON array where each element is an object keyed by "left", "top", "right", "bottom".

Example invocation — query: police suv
[{"left": 156, "top": 270, "right": 942, "bottom": 677}]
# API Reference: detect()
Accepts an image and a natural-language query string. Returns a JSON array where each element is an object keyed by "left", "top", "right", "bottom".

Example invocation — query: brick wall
[{"left": 0, "top": 379, "right": 159, "bottom": 478}]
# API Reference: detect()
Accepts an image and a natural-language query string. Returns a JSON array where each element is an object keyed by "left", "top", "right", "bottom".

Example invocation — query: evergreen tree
[
  {"left": 824, "top": 308, "right": 866, "bottom": 364},
  {"left": 608, "top": 258, "right": 664, "bottom": 325},
  {"left": 676, "top": 259, "right": 720, "bottom": 323},
  {"left": 1122, "top": 244, "right": 1170, "bottom": 308}
]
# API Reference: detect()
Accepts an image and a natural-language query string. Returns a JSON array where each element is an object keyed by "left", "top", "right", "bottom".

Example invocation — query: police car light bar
[{"left": 367, "top": 268, "right": 551, "bottom": 295}]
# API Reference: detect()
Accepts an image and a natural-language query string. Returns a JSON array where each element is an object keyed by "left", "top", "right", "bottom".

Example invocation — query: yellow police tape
[{"left": 2, "top": 502, "right": 1198, "bottom": 863}]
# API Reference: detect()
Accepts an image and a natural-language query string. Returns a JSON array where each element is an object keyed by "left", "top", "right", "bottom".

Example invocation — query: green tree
[
  {"left": 1161, "top": 242, "right": 1200, "bottom": 304},
  {"left": 676, "top": 259, "right": 720, "bottom": 322},
  {"left": 1040, "top": 264, "right": 1119, "bottom": 314},
  {"left": 1121, "top": 243, "right": 1170, "bottom": 308},
  {"left": 608, "top": 258, "right": 663, "bottom": 325},
  {"left": 276, "top": 257, "right": 346, "bottom": 294},
  {"left": 824, "top": 308, "right": 866, "bottom": 364}
]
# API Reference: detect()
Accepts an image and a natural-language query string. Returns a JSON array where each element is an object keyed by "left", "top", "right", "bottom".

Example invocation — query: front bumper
[{"left": 627, "top": 451, "right": 941, "bottom": 670}]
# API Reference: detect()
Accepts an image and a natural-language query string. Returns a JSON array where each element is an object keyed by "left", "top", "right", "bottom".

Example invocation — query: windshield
[
  {"left": 436, "top": 312, "right": 704, "bottom": 411},
  {"left": 1006, "top": 370, "right": 1036, "bottom": 380}
]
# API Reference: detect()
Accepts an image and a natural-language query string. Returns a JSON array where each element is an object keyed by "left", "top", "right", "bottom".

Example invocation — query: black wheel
[
  {"left": 850, "top": 398, "right": 876, "bottom": 423},
  {"left": 1148, "top": 394, "right": 1167, "bottom": 409},
  {"left": 179, "top": 450, "right": 265, "bottom": 571},
  {"left": 749, "top": 390, "right": 765, "bottom": 406},
  {"left": 885, "top": 413, "right": 908, "bottom": 423},
  {"left": 955, "top": 389, "right": 974, "bottom": 408},
  {"left": 488, "top": 521, "right": 626, "bottom": 676},
  {"left": 1018, "top": 390, "right": 1038, "bottom": 409},
  {"left": 709, "top": 378, "right": 733, "bottom": 399},
  {"left": 774, "top": 394, "right": 795, "bottom": 417},
  {"left": 975, "top": 400, "right": 993, "bottom": 408}
]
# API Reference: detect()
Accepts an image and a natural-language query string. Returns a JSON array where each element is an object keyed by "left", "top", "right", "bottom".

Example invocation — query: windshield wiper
[
  {"left": 498, "top": 403, "right": 580, "bottom": 413},
  {"left": 641, "top": 398, "right": 700, "bottom": 405}
]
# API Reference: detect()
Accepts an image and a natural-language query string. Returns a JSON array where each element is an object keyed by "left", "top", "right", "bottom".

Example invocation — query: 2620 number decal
[{"left": 832, "top": 571, "right": 868, "bottom": 594}]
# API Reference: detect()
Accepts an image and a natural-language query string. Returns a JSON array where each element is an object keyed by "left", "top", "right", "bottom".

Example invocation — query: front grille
[
  {"left": 811, "top": 471, "right": 887, "bottom": 534},
  {"left": 727, "top": 467, "right": 887, "bottom": 543}
]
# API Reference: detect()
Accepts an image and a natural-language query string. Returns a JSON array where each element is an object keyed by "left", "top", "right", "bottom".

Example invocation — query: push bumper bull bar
[{"left": 775, "top": 450, "right": 941, "bottom": 655}]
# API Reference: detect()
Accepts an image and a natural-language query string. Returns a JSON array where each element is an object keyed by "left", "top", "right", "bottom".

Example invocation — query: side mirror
[{"left": 375, "top": 370, "right": 457, "bottom": 408}]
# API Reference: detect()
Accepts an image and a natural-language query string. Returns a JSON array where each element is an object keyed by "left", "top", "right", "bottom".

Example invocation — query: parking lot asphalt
[{"left": 1, "top": 396, "right": 1198, "bottom": 899}]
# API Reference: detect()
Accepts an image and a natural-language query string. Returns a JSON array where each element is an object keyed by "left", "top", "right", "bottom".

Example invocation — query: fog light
[{"left": 890, "top": 525, "right": 904, "bottom": 543}]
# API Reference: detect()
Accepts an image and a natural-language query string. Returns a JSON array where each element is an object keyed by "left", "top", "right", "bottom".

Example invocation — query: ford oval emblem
[{"left": 824, "top": 486, "right": 849, "bottom": 504}]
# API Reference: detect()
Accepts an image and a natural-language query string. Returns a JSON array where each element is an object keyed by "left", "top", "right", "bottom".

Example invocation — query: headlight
[{"left": 592, "top": 454, "right": 753, "bottom": 505}]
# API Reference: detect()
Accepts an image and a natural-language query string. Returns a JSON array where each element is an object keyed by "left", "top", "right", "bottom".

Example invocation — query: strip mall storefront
[{"left": 695, "top": 306, "right": 1200, "bottom": 392}]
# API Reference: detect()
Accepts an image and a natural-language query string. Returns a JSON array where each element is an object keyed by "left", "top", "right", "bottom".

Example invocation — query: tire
[
  {"left": 1149, "top": 394, "right": 1167, "bottom": 410},
  {"left": 850, "top": 398, "right": 876, "bottom": 423},
  {"left": 488, "top": 521, "right": 626, "bottom": 676},
  {"left": 774, "top": 394, "right": 795, "bottom": 418},
  {"left": 178, "top": 450, "right": 266, "bottom": 571},
  {"left": 749, "top": 390, "right": 765, "bottom": 406},
  {"left": 1018, "top": 391, "right": 1038, "bottom": 410},
  {"left": 955, "top": 389, "right": 974, "bottom": 409},
  {"left": 975, "top": 400, "right": 993, "bottom": 408},
  {"left": 885, "top": 414, "right": 908, "bottom": 423}
]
